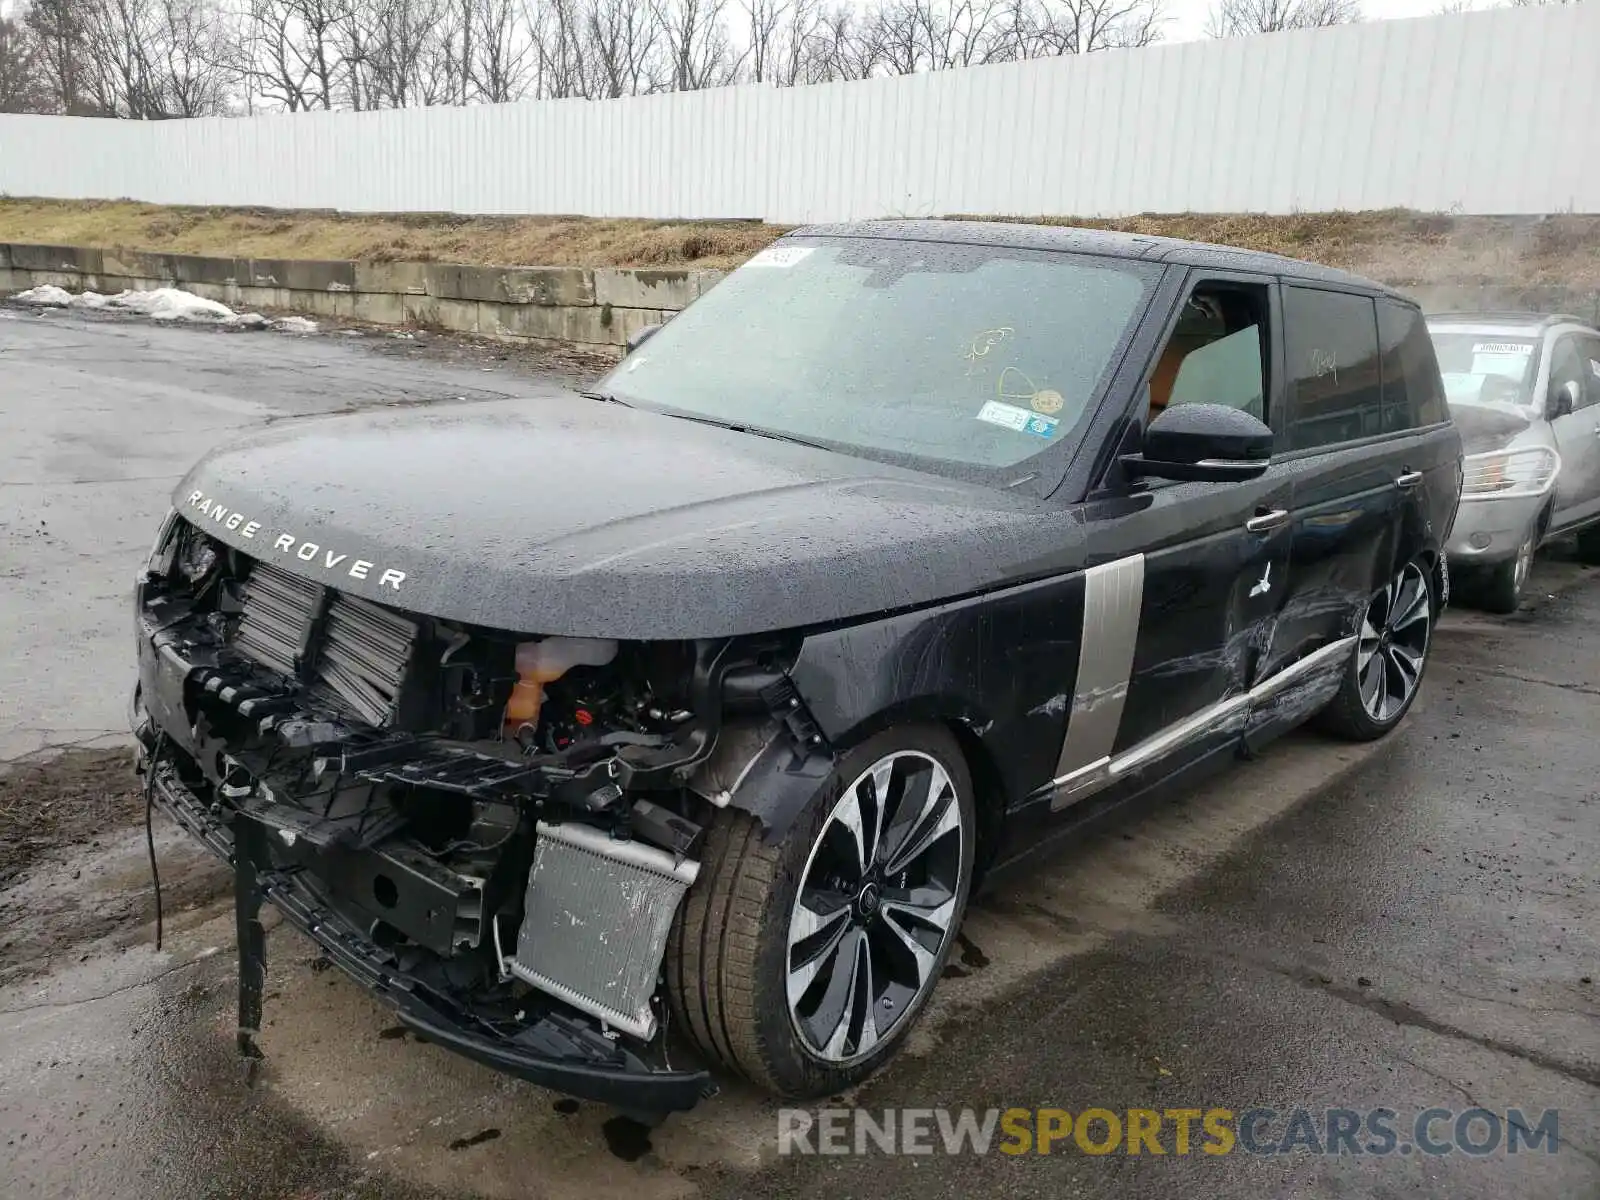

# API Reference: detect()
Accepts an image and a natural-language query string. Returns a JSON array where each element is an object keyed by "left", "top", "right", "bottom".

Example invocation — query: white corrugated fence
[{"left": 1, "top": 5, "right": 1596, "bottom": 222}]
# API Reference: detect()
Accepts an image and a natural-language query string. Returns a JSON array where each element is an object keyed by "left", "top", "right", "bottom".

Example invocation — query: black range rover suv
[{"left": 133, "top": 222, "right": 1462, "bottom": 1116}]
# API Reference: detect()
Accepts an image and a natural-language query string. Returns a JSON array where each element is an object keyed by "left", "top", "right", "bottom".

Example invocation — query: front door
[
  {"left": 1047, "top": 273, "right": 1295, "bottom": 811},
  {"left": 1548, "top": 332, "right": 1600, "bottom": 532}
]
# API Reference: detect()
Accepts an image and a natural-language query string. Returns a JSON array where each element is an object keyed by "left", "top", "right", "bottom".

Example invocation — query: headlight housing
[
  {"left": 1460, "top": 447, "right": 1560, "bottom": 499},
  {"left": 143, "top": 509, "right": 180, "bottom": 577}
]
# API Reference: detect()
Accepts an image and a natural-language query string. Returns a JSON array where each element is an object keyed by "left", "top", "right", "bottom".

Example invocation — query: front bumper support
[{"left": 144, "top": 754, "right": 717, "bottom": 1113}]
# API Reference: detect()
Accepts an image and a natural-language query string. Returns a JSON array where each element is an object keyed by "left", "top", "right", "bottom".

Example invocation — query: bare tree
[
  {"left": 346, "top": 0, "right": 461, "bottom": 106},
  {"left": 1206, "top": 0, "right": 1359, "bottom": 36},
  {"left": 0, "top": 14, "right": 51, "bottom": 111},
  {"left": 152, "top": 0, "right": 241, "bottom": 114},
  {"left": 650, "top": 0, "right": 739, "bottom": 90},
  {"left": 779, "top": 2, "right": 867, "bottom": 81},
  {"left": 27, "top": 0, "right": 235, "bottom": 118},
  {"left": 25, "top": 0, "right": 98, "bottom": 111},
  {"left": 740, "top": 0, "right": 784, "bottom": 80},
  {"left": 528, "top": 0, "right": 587, "bottom": 96},
  {"left": 465, "top": 0, "right": 532, "bottom": 100},
  {"left": 241, "top": 0, "right": 353, "bottom": 110},
  {"left": 14, "top": 0, "right": 1183, "bottom": 114},
  {"left": 585, "top": 0, "right": 663, "bottom": 95}
]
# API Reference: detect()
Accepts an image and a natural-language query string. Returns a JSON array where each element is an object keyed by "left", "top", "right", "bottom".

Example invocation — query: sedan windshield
[
  {"left": 1428, "top": 330, "right": 1538, "bottom": 409},
  {"left": 602, "top": 237, "right": 1157, "bottom": 485}
]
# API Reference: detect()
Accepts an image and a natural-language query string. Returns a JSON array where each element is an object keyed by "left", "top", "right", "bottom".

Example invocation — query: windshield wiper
[
  {"left": 581, "top": 390, "right": 834, "bottom": 451},
  {"left": 578, "top": 389, "right": 633, "bottom": 407},
  {"left": 648, "top": 409, "right": 837, "bottom": 452}
]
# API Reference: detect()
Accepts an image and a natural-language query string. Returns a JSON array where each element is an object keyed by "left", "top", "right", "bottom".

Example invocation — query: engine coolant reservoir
[{"left": 504, "top": 637, "right": 619, "bottom": 739}]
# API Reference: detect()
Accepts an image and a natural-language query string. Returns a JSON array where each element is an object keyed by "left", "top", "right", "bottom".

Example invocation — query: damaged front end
[{"left": 132, "top": 513, "right": 809, "bottom": 1114}]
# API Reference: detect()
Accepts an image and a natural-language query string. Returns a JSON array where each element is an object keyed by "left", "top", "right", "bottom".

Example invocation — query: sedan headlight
[{"left": 1460, "top": 448, "right": 1560, "bottom": 499}]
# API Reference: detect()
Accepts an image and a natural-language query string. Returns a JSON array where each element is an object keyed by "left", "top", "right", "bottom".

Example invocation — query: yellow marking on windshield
[{"left": 963, "top": 327, "right": 1014, "bottom": 373}]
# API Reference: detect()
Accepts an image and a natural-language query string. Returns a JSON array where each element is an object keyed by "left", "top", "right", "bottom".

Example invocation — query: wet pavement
[
  {"left": 0, "top": 307, "right": 579, "bottom": 763},
  {"left": 1, "top": 311, "right": 1596, "bottom": 1199}
]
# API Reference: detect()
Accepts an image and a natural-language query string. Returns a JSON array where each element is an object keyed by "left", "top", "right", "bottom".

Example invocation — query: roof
[
  {"left": 789, "top": 219, "right": 1402, "bottom": 298},
  {"left": 1425, "top": 311, "right": 1592, "bottom": 331}
]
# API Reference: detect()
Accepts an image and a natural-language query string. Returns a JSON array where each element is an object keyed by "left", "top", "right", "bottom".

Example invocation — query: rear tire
[
  {"left": 1319, "top": 557, "right": 1434, "bottom": 741},
  {"left": 666, "top": 724, "right": 975, "bottom": 1099}
]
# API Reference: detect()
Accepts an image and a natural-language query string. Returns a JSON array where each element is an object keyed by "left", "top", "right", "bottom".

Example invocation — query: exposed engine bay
[{"left": 133, "top": 513, "right": 819, "bottom": 1114}]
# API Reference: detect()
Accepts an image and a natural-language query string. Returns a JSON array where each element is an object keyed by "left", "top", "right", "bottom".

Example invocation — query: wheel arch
[{"left": 695, "top": 695, "right": 1015, "bottom": 856}]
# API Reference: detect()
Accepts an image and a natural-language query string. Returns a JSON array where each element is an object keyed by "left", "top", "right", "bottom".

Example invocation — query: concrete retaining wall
[
  {"left": 4, "top": 242, "right": 1599, "bottom": 352},
  {"left": 0, "top": 242, "right": 727, "bottom": 356}
]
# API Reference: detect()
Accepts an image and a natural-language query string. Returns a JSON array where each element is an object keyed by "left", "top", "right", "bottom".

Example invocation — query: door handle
[
  {"left": 1395, "top": 470, "right": 1424, "bottom": 490},
  {"left": 1245, "top": 508, "right": 1290, "bottom": 534}
]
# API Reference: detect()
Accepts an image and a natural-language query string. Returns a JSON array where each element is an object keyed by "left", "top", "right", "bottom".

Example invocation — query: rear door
[{"left": 1265, "top": 288, "right": 1455, "bottom": 696}]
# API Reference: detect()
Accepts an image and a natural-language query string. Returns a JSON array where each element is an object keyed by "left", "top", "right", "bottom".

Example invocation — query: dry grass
[
  {"left": 0, "top": 198, "right": 783, "bottom": 268},
  {"left": 3, "top": 198, "right": 1600, "bottom": 285}
]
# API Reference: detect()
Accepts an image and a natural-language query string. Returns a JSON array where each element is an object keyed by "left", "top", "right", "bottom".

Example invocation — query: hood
[
  {"left": 175, "top": 396, "right": 1084, "bottom": 639},
  {"left": 1446, "top": 401, "right": 1534, "bottom": 455}
]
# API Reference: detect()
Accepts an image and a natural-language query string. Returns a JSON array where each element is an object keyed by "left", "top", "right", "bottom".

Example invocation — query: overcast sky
[{"left": 1162, "top": 0, "right": 1463, "bottom": 41}]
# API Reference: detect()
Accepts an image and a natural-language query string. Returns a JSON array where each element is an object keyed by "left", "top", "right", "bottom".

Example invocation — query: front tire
[
  {"left": 1474, "top": 527, "right": 1536, "bottom": 614},
  {"left": 666, "top": 725, "right": 976, "bottom": 1099},
  {"left": 1575, "top": 522, "right": 1600, "bottom": 564},
  {"left": 1319, "top": 558, "right": 1433, "bottom": 741}
]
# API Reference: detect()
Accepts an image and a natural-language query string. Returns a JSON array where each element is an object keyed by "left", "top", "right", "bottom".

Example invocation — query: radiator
[
  {"left": 509, "top": 821, "right": 700, "bottom": 1041},
  {"left": 233, "top": 561, "right": 417, "bottom": 727}
]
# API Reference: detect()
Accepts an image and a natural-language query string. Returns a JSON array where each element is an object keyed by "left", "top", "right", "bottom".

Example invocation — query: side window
[
  {"left": 1147, "top": 285, "right": 1268, "bottom": 424},
  {"left": 1547, "top": 337, "right": 1586, "bottom": 414},
  {"left": 1377, "top": 300, "right": 1448, "bottom": 430},
  {"left": 1577, "top": 335, "right": 1600, "bottom": 409},
  {"left": 1283, "top": 287, "right": 1383, "bottom": 451}
]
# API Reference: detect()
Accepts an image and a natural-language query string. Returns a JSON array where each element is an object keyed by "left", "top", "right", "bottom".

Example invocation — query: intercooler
[
  {"left": 510, "top": 821, "right": 700, "bottom": 1041},
  {"left": 233, "top": 561, "right": 418, "bottom": 727}
]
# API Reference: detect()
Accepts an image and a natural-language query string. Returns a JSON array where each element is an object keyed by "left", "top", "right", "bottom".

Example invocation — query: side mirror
[
  {"left": 1546, "top": 379, "right": 1579, "bottom": 420},
  {"left": 626, "top": 323, "right": 663, "bottom": 356},
  {"left": 1121, "top": 403, "right": 1273, "bottom": 483}
]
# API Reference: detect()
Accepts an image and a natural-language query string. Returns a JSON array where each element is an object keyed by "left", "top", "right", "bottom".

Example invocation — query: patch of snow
[
  {"left": 13, "top": 284, "right": 74, "bottom": 306},
  {"left": 112, "top": 286, "right": 238, "bottom": 323},
  {"left": 7, "top": 283, "right": 323, "bottom": 335}
]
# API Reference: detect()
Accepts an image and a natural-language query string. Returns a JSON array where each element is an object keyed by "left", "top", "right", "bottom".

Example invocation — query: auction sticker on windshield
[{"left": 978, "top": 400, "right": 1058, "bottom": 438}]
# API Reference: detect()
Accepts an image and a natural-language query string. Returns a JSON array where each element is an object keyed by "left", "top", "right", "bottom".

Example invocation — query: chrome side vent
[
  {"left": 510, "top": 821, "right": 700, "bottom": 1040},
  {"left": 235, "top": 563, "right": 319, "bottom": 676},
  {"left": 314, "top": 594, "right": 417, "bottom": 727}
]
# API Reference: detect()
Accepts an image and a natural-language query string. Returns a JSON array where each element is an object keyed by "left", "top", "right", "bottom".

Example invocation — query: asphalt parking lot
[{"left": 1, "top": 309, "right": 1596, "bottom": 1200}]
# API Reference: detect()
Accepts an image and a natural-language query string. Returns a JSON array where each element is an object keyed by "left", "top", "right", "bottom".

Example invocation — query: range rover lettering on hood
[{"left": 185, "top": 490, "right": 408, "bottom": 590}]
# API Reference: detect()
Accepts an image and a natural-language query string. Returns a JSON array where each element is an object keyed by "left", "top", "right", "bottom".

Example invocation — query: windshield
[
  {"left": 1427, "top": 330, "right": 1538, "bottom": 409},
  {"left": 602, "top": 238, "right": 1158, "bottom": 485}
]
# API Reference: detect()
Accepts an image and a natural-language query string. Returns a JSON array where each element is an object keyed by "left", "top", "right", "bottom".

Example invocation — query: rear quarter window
[
  {"left": 1283, "top": 287, "right": 1384, "bottom": 451},
  {"left": 1378, "top": 301, "right": 1449, "bottom": 430}
]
